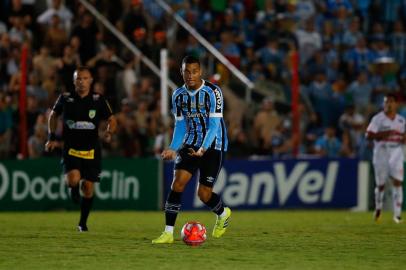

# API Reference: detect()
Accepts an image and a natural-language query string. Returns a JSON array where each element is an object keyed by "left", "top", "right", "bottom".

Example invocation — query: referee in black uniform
[{"left": 45, "top": 66, "right": 117, "bottom": 232}]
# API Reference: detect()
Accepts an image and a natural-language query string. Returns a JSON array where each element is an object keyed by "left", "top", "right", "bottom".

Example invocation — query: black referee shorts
[
  {"left": 174, "top": 145, "right": 225, "bottom": 187},
  {"left": 61, "top": 147, "right": 101, "bottom": 182}
]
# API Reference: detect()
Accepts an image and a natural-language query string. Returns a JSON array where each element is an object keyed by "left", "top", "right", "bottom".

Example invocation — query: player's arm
[
  {"left": 100, "top": 96, "right": 116, "bottom": 143},
  {"left": 104, "top": 115, "right": 117, "bottom": 143},
  {"left": 45, "top": 110, "right": 60, "bottom": 152},
  {"left": 162, "top": 118, "right": 186, "bottom": 160},
  {"left": 365, "top": 116, "right": 394, "bottom": 141},
  {"left": 45, "top": 94, "right": 63, "bottom": 152},
  {"left": 162, "top": 93, "right": 186, "bottom": 160},
  {"left": 365, "top": 130, "right": 394, "bottom": 141}
]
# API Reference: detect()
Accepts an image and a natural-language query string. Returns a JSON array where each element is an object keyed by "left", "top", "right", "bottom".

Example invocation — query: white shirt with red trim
[{"left": 366, "top": 111, "right": 406, "bottom": 148}]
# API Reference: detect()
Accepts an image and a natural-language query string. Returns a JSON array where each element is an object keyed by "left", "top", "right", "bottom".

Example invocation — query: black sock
[
  {"left": 164, "top": 190, "right": 182, "bottom": 226},
  {"left": 79, "top": 196, "right": 94, "bottom": 227},
  {"left": 204, "top": 192, "right": 224, "bottom": 215}
]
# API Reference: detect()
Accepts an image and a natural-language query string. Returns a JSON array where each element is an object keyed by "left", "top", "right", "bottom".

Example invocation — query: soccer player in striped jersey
[
  {"left": 152, "top": 55, "right": 231, "bottom": 244},
  {"left": 366, "top": 93, "right": 405, "bottom": 224}
]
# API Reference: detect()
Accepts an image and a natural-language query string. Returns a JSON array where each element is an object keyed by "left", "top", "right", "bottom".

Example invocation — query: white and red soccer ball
[{"left": 181, "top": 221, "right": 206, "bottom": 246}]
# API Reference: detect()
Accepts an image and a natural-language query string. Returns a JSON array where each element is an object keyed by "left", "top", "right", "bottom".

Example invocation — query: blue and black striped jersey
[{"left": 171, "top": 80, "right": 228, "bottom": 151}]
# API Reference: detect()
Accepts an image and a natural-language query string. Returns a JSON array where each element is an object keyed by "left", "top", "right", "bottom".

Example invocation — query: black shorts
[
  {"left": 174, "top": 146, "right": 225, "bottom": 187},
  {"left": 61, "top": 146, "right": 101, "bottom": 182}
]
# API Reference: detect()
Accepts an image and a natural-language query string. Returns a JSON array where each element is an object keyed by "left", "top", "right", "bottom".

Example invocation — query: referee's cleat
[
  {"left": 77, "top": 225, "right": 88, "bottom": 232},
  {"left": 393, "top": 216, "right": 403, "bottom": 224},
  {"left": 70, "top": 186, "right": 80, "bottom": 204},
  {"left": 212, "top": 207, "right": 231, "bottom": 238},
  {"left": 374, "top": 209, "right": 382, "bottom": 223},
  {"left": 152, "top": 232, "right": 174, "bottom": 244}
]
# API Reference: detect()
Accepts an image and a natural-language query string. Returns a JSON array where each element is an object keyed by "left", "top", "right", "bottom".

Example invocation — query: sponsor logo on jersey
[
  {"left": 66, "top": 120, "right": 96, "bottom": 130},
  {"left": 67, "top": 98, "right": 74, "bottom": 103},
  {"left": 206, "top": 176, "right": 215, "bottom": 183},
  {"left": 213, "top": 89, "right": 222, "bottom": 110},
  {"left": 186, "top": 112, "right": 208, "bottom": 118},
  {"left": 68, "top": 148, "right": 95, "bottom": 159},
  {"left": 89, "top": 110, "right": 96, "bottom": 119}
]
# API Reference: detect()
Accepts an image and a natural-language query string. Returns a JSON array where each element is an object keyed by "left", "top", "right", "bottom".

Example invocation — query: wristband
[{"left": 48, "top": 132, "right": 56, "bottom": 141}]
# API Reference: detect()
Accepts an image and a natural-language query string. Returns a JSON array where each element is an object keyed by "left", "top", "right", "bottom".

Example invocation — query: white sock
[
  {"left": 375, "top": 187, "right": 384, "bottom": 210},
  {"left": 219, "top": 209, "right": 227, "bottom": 218},
  {"left": 165, "top": 225, "right": 174, "bottom": 234},
  {"left": 392, "top": 186, "right": 403, "bottom": 218}
]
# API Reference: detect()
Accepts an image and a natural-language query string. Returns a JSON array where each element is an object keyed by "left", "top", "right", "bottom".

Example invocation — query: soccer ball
[{"left": 181, "top": 221, "right": 207, "bottom": 246}]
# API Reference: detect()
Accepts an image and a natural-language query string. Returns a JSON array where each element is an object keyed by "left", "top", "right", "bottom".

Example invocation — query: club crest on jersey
[
  {"left": 93, "top": 94, "right": 100, "bottom": 101},
  {"left": 89, "top": 110, "right": 96, "bottom": 119}
]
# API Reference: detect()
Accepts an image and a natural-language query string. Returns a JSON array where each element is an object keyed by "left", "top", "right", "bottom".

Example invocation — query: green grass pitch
[{"left": 0, "top": 210, "right": 406, "bottom": 270}]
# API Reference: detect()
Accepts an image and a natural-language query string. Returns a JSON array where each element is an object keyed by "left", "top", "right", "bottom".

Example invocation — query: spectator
[
  {"left": 43, "top": 14, "right": 68, "bottom": 57},
  {"left": 33, "top": 46, "right": 55, "bottom": 83},
  {"left": 391, "top": 20, "right": 406, "bottom": 67},
  {"left": 346, "top": 70, "right": 373, "bottom": 114},
  {"left": 27, "top": 123, "right": 46, "bottom": 158},
  {"left": 295, "top": 19, "right": 322, "bottom": 65},
  {"left": 70, "top": 12, "right": 98, "bottom": 64},
  {"left": 339, "top": 104, "right": 366, "bottom": 156},
  {"left": 55, "top": 44, "right": 80, "bottom": 93},
  {"left": 0, "top": 93, "right": 13, "bottom": 158},
  {"left": 253, "top": 97, "right": 281, "bottom": 154},
  {"left": 37, "top": 0, "right": 73, "bottom": 33},
  {"left": 314, "top": 126, "right": 345, "bottom": 158}
]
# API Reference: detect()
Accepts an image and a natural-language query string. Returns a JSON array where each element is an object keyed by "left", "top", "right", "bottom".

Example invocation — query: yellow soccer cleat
[
  {"left": 212, "top": 207, "right": 231, "bottom": 238},
  {"left": 152, "top": 231, "right": 174, "bottom": 244}
]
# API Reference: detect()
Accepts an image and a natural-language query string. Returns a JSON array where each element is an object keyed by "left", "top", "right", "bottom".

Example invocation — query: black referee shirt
[{"left": 52, "top": 91, "right": 113, "bottom": 150}]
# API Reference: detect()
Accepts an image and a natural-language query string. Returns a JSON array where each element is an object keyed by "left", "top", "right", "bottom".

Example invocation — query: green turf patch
[{"left": 0, "top": 211, "right": 405, "bottom": 270}]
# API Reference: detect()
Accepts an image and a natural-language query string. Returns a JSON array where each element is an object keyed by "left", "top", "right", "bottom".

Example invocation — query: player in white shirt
[{"left": 366, "top": 93, "right": 405, "bottom": 224}]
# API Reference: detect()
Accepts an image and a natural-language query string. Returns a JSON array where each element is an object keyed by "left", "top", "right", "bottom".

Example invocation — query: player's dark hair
[
  {"left": 75, "top": 66, "right": 92, "bottom": 74},
  {"left": 182, "top": 55, "right": 200, "bottom": 66},
  {"left": 385, "top": 93, "right": 397, "bottom": 100}
]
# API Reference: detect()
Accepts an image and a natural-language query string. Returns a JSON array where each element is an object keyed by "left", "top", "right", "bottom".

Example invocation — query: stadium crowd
[{"left": 1, "top": 0, "right": 406, "bottom": 160}]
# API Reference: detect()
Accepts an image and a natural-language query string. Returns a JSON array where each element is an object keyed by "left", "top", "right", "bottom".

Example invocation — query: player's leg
[
  {"left": 65, "top": 169, "right": 81, "bottom": 204},
  {"left": 152, "top": 147, "right": 197, "bottom": 244},
  {"left": 166, "top": 169, "right": 193, "bottom": 231},
  {"left": 392, "top": 178, "right": 403, "bottom": 223},
  {"left": 77, "top": 180, "right": 94, "bottom": 231},
  {"left": 373, "top": 154, "right": 388, "bottom": 222},
  {"left": 152, "top": 169, "right": 193, "bottom": 244},
  {"left": 197, "top": 183, "right": 231, "bottom": 238},
  {"left": 62, "top": 153, "right": 82, "bottom": 204},
  {"left": 77, "top": 154, "right": 101, "bottom": 232},
  {"left": 389, "top": 148, "right": 404, "bottom": 223},
  {"left": 198, "top": 149, "right": 231, "bottom": 238}
]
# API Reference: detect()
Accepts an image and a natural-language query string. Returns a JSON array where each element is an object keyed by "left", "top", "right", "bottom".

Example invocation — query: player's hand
[
  {"left": 104, "top": 131, "right": 112, "bottom": 143},
  {"left": 45, "top": 140, "right": 58, "bottom": 152},
  {"left": 161, "top": 149, "right": 177, "bottom": 160},
  {"left": 188, "top": 147, "right": 205, "bottom": 157}
]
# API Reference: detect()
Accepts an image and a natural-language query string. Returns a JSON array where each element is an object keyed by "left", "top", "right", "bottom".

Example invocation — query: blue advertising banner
[{"left": 164, "top": 158, "right": 359, "bottom": 210}]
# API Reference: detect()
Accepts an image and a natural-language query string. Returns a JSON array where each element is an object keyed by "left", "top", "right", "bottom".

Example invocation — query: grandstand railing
[
  {"left": 78, "top": 0, "right": 178, "bottom": 91},
  {"left": 154, "top": 0, "right": 256, "bottom": 102}
]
